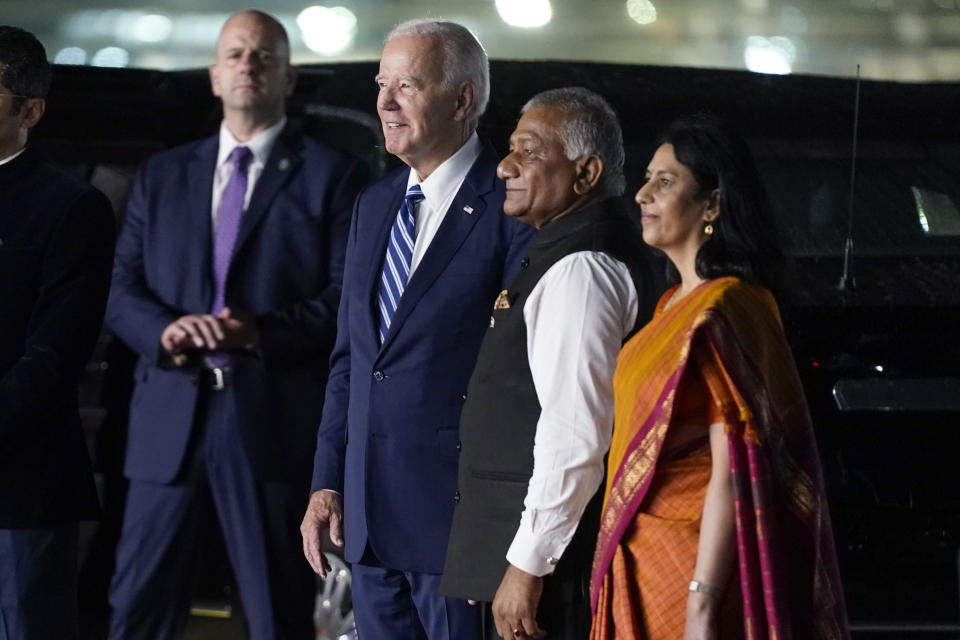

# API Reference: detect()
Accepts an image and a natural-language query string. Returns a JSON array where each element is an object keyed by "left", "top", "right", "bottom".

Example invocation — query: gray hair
[
  {"left": 387, "top": 19, "right": 490, "bottom": 123},
  {"left": 522, "top": 87, "right": 626, "bottom": 198}
]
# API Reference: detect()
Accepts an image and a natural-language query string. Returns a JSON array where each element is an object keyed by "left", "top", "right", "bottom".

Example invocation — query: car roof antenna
[{"left": 838, "top": 64, "right": 861, "bottom": 292}]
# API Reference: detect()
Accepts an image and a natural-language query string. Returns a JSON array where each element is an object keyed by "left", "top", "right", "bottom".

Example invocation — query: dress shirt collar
[
  {"left": 216, "top": 116, "right": 287, "bottom": 169},
  {"left": 406, "top": 132, "right": 481, "bottom": 203},
  {"left": 0, "top": 145, "right": 27, "bottom": 166}
]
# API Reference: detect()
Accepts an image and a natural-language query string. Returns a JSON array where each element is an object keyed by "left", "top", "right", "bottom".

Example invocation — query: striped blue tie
[{"left": 378, "top": 184, "right": 424, "bottom": 343}]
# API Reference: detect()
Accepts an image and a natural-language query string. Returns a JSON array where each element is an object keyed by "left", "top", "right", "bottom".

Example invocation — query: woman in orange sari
[{"left": 590, "top": 117, "right": 848, "bottom": 640}]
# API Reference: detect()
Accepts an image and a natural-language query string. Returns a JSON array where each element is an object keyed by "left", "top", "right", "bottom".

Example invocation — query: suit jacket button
[
  {"left": 454, "top": 491, "right": 461, "bottom": 503},
  {"left": 456, "top": 440, "right": 462, "bottom": 452},
  {"left": 461, "top": 392, "right": 467, "bottom": 401},
  {"left": 520, "top": 256, "right": 530, "bottom": 269},
  {"left": 373, "top": 370, "right": 384, "bottom": 381}
]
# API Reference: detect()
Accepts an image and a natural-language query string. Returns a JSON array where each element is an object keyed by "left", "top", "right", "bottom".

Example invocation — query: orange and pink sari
[{"left": 590, "top": 277, "right": 848, "bottom": 640}]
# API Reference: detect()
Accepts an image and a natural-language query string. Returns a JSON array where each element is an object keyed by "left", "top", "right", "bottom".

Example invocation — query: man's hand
[
  {"left": 300, "top": 490, "right": 344, "bottom": 577},
  {"left": 492, "top": 564, "right": 546, "bottom": 639},
  {"left": 159, "top": 308, "right": 258, "bottom": 355},
  {"left": 160, "top": 314, "right": 225, "bottom": 353}
]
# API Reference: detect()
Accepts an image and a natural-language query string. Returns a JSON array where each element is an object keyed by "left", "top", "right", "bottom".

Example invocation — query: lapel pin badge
[
  {"left": 493, "top": 289, "right": 512, "bottom": 310},
  {"left": 278, "top": 158, "right": 291, "bottom": 171},
  {"left": 463, "top": 205, "right": 474, "bottom": 214}
]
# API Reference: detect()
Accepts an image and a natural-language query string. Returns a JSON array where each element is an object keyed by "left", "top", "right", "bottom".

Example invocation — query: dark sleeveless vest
[{"left": 441, "top": 199, "right": 655, "bottom": 602}]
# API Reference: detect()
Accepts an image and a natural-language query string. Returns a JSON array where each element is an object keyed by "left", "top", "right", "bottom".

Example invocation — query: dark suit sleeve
[
  {"left": 309, "top": 188, "right": 365, "bottom": 494},
  {"left": 255, "top": 159, "right": 367, "bottom": 363},
  {"left": 0, "top": 187, "right": 115, "bottom": 436},
  {"left": 105, "top": 161, "right": 183, "bottom": 363}
]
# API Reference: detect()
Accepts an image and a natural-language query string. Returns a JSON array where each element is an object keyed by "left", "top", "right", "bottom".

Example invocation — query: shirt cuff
[{"left": 505, "top": 526, "right": 564, "bottom": 577}]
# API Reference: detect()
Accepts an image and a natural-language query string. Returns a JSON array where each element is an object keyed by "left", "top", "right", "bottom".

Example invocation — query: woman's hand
[
  {"left": 683, "top": 591, "right": 719, "bottom": 640},
  {"left": 685, "top": 419, "right": 735, "bottom": 640}
]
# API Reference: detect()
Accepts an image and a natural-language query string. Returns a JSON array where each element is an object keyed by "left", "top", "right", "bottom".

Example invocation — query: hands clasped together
[{"left": 160, "top": 307, "right": 258, "bottom": 354}]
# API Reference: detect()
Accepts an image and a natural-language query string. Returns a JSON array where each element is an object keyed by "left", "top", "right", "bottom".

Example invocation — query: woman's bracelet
[{"left": 688, "top": 579, "right": 723, "bottom": 598}]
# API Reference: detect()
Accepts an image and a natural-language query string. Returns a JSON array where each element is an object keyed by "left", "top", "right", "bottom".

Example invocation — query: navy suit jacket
[
  {"left": 107, "top": 124, "right": 365, "bottom": 487},
  {"left": 311, "top": 143, "right": 534, "bottom": 574},
  {"left": 0, "top": 147, "right": 113, "bottom": 528}
]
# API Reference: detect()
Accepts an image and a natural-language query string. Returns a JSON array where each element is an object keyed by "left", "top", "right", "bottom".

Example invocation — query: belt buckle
[{"left": 210, "top": 367, "right": 226, "bottom": 391}]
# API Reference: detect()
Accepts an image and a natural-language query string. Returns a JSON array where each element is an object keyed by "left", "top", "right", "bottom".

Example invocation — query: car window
[{"left": 757, "top": 142, "right": 960, "bottom": 256}]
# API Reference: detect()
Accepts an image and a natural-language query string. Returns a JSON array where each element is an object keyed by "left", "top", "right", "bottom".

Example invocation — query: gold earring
[{"left": 704, "top": 224, "right": 714, "bottom": 236}]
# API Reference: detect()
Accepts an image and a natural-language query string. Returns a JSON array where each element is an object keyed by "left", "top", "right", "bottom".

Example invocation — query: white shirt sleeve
[{"left": 505, "top": 250, "right": 639, "bottom": 576}]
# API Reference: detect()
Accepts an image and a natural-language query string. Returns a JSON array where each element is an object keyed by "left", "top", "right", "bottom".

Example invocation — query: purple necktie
[
  {"left": 211, "top": 145, "right": 252, "bottom": 315},
  {"left": 209, "top": 145, "right": 252, "bottom": 367}
]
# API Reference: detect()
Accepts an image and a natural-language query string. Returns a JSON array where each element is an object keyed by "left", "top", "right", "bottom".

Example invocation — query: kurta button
[
  {"left": 454, "top": 491, "right": 461, "bottom": 503},
  {"left": 373, "top": 370, "right": 384, "bottom": 381}
]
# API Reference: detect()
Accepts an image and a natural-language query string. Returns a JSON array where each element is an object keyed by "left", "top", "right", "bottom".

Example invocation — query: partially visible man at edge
[
  {"left": 0, "top": 25, "right": 115, "bottom": 639},
  {"left": 441, "top": 87, "right": 657, "bottom": 640},
  {"left": 107, "top": 10, "right": 365, "bottom": 639},
  {"left": 301, "top": 19, "right": 534, "bottom": 640}
]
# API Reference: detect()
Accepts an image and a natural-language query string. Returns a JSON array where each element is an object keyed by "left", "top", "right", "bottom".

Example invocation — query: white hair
[
  {"left": 522, "top": 87, "right": 626, "bottom": 198},
  {"left": 387, "top": 19, "right": 490, "bottom": 123}
]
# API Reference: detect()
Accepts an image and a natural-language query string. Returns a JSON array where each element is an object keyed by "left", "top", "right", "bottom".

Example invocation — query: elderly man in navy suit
[
  {"left": 301, "top": 19, "right": 534, "bottom": 640},
  {"left": 106, "top": 10, "right": 364, "bottom": 639},
  {"left": 0, "top": 25, "right": 114, "bottom": 640}
]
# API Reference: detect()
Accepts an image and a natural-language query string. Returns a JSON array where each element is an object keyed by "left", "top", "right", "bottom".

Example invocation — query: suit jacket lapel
[
  {"left": 233, "top": 125, "right": 303, "bottom": 260},
  {"left": 379, "top": 145, "right": 500, "bottom": 353},
  {"left": 186, "top": 136, "right": 218, "bottom": 311},
  {"left": 362, "top": 172, "right": 407, "bottom": 347}
]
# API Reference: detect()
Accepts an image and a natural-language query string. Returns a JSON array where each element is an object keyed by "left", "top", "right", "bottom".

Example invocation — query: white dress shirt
[
  {"left": 404, "top": 132, "right": 482, "bottom": 278},
  {"left": 210, "top": 117, "right": 287, "bottom": 229},
  {"left": 505, "top": 250, "right": 639, "bottom": 577}
]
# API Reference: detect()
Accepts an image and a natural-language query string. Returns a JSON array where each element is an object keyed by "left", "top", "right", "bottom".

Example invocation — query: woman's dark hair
[{"left": 658, "top": 114, "right": 783, "bottom": 289}]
